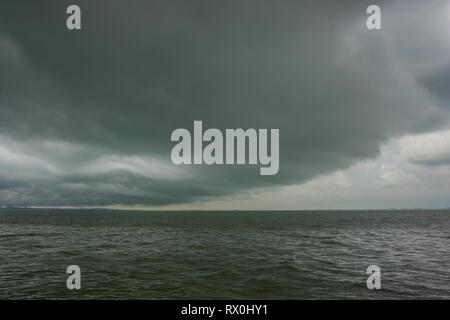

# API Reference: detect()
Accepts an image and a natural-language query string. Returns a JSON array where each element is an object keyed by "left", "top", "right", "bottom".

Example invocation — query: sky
[{"left": 0, "top": 0, "right": 450, "bottom": 210}]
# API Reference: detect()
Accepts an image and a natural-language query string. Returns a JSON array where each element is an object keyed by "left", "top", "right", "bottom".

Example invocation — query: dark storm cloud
[
  {"left": 421, "top": 65, "right": 450, "bottom": 105},
  {"left": 0, "top": 0, "right": 449, "bottom": 206}
]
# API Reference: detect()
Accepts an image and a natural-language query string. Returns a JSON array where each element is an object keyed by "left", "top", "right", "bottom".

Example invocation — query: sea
[{"left": 0, "top": 209, "right": 449, "bottom": 299}]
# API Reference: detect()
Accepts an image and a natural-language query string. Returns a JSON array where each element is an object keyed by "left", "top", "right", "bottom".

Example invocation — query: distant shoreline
[{"left": 1, "top": 208, "right": 449, "bottom": 213}]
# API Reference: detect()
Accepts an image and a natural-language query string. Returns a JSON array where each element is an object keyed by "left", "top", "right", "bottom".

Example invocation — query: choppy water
[{"left": 0, "top": 209, "right": 449, "bottom": 299}]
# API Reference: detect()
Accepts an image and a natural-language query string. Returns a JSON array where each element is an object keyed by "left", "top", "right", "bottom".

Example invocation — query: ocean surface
[{"left": 0, "top": 209, "right": 449, "bottom": 299}]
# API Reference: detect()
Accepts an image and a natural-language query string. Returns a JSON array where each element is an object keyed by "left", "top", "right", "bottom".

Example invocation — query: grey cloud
[
  {"left": 413, "top": 158, "right": 450, "bottom": 167},
  {"left": 0, "top": 0, "right": 449, "bottom": 207},
  {"left": 421, "top": 65, "right": 450, "bottom": 106}
]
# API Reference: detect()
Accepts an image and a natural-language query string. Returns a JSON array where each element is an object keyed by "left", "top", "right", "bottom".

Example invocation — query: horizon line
[{"left": 1, "top": 206, "right": 449, "bottom": 212}]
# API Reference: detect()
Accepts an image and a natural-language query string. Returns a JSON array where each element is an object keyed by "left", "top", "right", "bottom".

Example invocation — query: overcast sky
[{"left": 0, "top": 0, "right": 449, "bottom": 209}]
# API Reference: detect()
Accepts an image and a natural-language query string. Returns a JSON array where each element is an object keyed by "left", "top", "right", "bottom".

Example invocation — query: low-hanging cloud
[{"left": 0, "top": 0, "right": 449, "bottom": 207}]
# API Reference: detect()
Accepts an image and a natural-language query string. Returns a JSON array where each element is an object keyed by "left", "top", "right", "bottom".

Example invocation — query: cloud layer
[{"left": 0, "top": 0, "right": 449, "bottom": 207}]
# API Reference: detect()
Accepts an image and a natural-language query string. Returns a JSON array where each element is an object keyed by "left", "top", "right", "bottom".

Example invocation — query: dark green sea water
[{"left": 0, "top": 209, "right": 449, "bottom": 299}]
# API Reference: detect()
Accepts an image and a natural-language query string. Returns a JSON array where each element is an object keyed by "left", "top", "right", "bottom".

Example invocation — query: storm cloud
[{"left": 0, "top": 0, "right": 449, "bottom": 207}]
